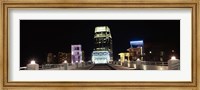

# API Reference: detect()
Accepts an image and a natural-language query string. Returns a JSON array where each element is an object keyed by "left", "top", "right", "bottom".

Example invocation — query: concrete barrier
[
  {"left": 27, "top": 64, "right": 39, "bottom": 70},
  {"left": 168, "top": 59, "right": 180, "bottom": 70}
]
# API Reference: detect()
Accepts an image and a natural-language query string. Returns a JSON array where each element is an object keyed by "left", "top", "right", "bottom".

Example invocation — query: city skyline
[{"left": 20, "top": 20, "right": 180, "bottom": 67}]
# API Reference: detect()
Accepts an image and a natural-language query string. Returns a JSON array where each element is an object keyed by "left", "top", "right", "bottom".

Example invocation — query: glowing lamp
[
  {"left": 64, "top": 60, "right": 67, "bottom": 63},
  {"left": 171, "top": 56, "right": 177, "bottom": 60},
  {"left": 30, "top": 60, "right": 36, "bottom": 64},
  {"left": 159, "top": 67, "right": 163, "bottom": 70},
  {"left": 136, "top": 58, "right": 140, "bottom": 61}
]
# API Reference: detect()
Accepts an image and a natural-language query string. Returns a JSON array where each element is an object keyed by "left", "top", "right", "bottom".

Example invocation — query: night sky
[{"left": 20, "top": 20, "right": 180, "bottom": 67}]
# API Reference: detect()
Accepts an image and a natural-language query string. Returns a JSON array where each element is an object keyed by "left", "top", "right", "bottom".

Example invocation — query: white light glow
[
  {"left": 172, "top": 50, "right": 175, "bottom": 52},
  {"left": 171, "top": 56, "right": 177, "bottom": 60},
  {"left": 137, "top": 58, "right": 140, "bottom": 61},
  {"left": 64, "top": 60, "right": 67, "bottom": 63},
  {"left": 159, "top": 67, "right": 163, "bottom": 70},
  {"left": 149, "top": 51, "right": 152, "bottom": 54},
  {"left": 30, "top": 60, "right": 36, "bottom": 64}
]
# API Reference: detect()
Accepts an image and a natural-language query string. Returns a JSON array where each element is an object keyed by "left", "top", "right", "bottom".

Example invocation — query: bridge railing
[
  {"left": 113, "top": 59, "right": 181, "bottom": 70},
  {"left": 141, "top": 61, "right": 168, "bottom": 66},
  {"left": 41, "top": 64, "right": 64, "bottom": 70}
]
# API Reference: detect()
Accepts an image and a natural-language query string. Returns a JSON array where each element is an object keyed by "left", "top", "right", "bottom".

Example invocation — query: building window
[{"left": 75, "top": 47, "right": 79, "bottom": 50}]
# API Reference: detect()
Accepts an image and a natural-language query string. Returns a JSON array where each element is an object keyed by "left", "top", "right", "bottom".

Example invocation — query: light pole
[
  {"left": 30, "top": 60, "right": 36, "bottom": 64},
  {"left": 63, "top": 60, "right": 68, "bottom": 70},
  {"left": 136, "top": 58, "right": 141, "bottom": 70},
  {"left": 168, "top": 56, "right": 180, "bottom": 70},
  {"left": 171, "top": 56, "right": 177, "bottom": 60},
  {"left": 27, "top": 59, "right": 39, "bottom": 70},
  {"left": 76, "top": 60, "right": 78, "bottom": 69}
]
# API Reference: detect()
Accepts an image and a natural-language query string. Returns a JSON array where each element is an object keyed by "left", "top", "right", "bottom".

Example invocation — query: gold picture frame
[{"left": 0, "top": 0, "right": 199, "bottom": 90}]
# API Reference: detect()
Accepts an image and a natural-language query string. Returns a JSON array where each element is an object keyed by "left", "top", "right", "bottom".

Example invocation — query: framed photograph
[{"left": 1, "top": 0, "right": 199, "bottom": 89}]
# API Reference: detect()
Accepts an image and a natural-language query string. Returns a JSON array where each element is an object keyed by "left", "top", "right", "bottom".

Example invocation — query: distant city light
[
  {"left": 64, "top": 60, "right": 67, "bottom": 63},
  {"left": 171, "top": 56, "right": 177, "bottom": 60},
  {"left": 137, "top": 58, "right": 140, "bottom": 61},
  {"left": 172, "top": 50, "right": 175, "bottom": 52},
  {"left": 159, "top": 67, "right": 163, "bottom": 70},
  {"left": 81, "top": 60, "right": 84, "bottom": 63},
  {"left": 149, "top": 51, "right": 152, "bottom": 54},
  {"left": 30, "top": 60, "right": 36, "bottom": 64}
]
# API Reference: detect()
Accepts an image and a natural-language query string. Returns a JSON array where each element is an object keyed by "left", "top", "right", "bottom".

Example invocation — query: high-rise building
[
  {"left": 71, "top": 45, "right": 82, "bottom": 64},
  {"left": 92, "top": 26, "right": 113, "bottom": 64}
]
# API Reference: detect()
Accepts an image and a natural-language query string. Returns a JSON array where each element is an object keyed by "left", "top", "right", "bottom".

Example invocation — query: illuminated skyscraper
[
  {"left": 71, "top": 45, "right": 82, "bottom": 64},
  {"left": 92, "top": 26, "right": 113, "bottom": 64}
]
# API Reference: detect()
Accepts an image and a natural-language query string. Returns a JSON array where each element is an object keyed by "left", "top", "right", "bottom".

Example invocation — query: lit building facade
[
  {"left": 127, "top": 40, "right": 144, "bottom": 61},
  {"left": 92, "top": 26, "right": 113, "bottom": 64},
  {"left": 118, "top": 52, "right": 130, "bottom": 65},
  {"left": 71, "top": 45, "right": 82, "bottom": 63},
  {"left": 57, "top": 52, "right": 67, "bottom": 63}
]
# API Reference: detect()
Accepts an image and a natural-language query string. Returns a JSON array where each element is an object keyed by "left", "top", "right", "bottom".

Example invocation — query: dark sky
[{"left": 20, "top": 20, "right": 180, "bottom": 66}]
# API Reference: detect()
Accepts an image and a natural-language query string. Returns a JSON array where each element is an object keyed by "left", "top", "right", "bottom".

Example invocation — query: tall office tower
[
  {"left": 71, "top": 45, "right": 82, "bottom": 64},
  {"left": 92, "top": 26, "right": 113, "bottom": 64}
]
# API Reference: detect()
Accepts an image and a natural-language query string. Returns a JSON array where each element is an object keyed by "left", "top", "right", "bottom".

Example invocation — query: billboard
[{"left": 130, "top": 40, "right": 144, "bottom": 47}]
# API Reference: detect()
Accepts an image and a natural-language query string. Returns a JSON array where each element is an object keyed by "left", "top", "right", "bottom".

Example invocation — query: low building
[{"left": 118, "top": 52, "right": 130, "bottom": 63}]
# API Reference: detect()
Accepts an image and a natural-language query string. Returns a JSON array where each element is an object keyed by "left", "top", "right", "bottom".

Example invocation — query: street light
[
  {"left": 76, "top": 60, "right": 78, "bottom": 68},
  {"left": 63, "top": 60, "right": 67, "bottom": 63},
  {"left": 30, "top": 60, "right": 36, "bottom": 64},
  {"left": 172, "top": 50, "right": 175, "bottom": 52},
  {"left": 149, "top": 51, "right": 152, "bottom": 54},
  {"left": 171, "top": 56, "right": 177, "bottom": 60}
]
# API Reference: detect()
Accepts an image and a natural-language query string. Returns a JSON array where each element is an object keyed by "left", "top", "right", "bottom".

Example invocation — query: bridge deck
[{"left": 89, "top": 64, "right": 116, "bottom": 70}]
